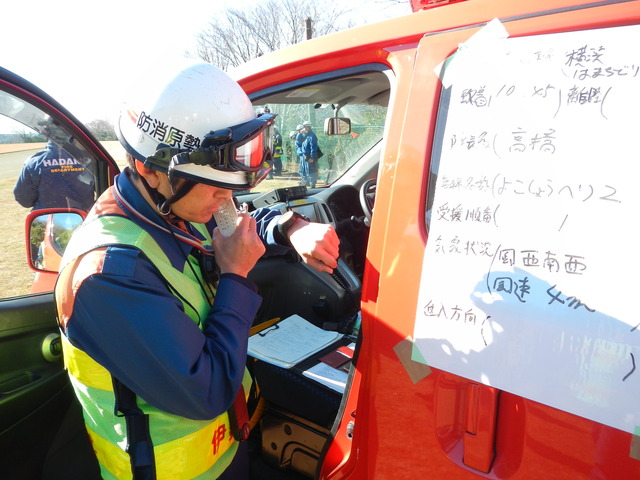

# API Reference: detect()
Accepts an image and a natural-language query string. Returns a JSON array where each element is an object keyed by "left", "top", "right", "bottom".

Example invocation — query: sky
[{"left": 1, "top": 0, "right": 411, "bottom": 125}]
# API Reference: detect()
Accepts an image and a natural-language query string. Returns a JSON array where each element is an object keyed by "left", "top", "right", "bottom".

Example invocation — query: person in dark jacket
[
  {"left": 295, "top": 124, "right": 307, "bottom": 185},
  {"left": 272, "top": 127, "right": 283, "bottom": 176},
  {"left": 13, "top": 141, "right": 95, "bottom": 211},
  {"left": 301, "top": 121, "right": 320, "bottom": 188}
]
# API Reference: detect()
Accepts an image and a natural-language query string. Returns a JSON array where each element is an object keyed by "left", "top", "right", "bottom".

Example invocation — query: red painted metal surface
[{"left": 236, "top": 2, "right": 640, "bottom": 478}]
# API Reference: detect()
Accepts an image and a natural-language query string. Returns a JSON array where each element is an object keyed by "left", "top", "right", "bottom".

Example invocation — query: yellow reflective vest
[{"left": 57, "top": 214, "right": 251, "bottom": 480}]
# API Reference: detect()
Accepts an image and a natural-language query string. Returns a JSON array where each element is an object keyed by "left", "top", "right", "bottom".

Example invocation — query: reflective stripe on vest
[
  {"left": 59, "top": 214, "right": 251, "bottom": 479},
  {"left": 85, "top": 417, "right": 236, "bottom": 480}
]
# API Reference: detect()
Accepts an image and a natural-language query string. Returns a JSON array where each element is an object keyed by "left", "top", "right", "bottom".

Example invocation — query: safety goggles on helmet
[
  {"left": 191, "top": 112, "right": 277, "bottom": 172},
  {"left": 145, "top": 112, "right": 277, "bottom": 190}
]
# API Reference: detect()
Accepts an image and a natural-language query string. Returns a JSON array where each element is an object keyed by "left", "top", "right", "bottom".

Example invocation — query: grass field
[
  {"left": 1, "top": 174, "right": 32, "bottom": 298},
  {"left": 0, "top": 143, "right": 47, "bottom": 154}
]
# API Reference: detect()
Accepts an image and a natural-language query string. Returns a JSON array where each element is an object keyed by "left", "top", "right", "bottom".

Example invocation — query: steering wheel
[{"left": 359, "top": 178, "right": 377, "bottom": 224}]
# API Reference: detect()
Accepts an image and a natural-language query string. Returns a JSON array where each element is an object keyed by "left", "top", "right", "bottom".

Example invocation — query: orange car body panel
[{"left": 236, "top": 1, "right": 640, "bottom": 478}]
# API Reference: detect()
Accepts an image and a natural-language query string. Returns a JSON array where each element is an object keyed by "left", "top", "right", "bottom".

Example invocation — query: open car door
[{"left": 0, "top": 66, "right": 118, "bottom": 478}]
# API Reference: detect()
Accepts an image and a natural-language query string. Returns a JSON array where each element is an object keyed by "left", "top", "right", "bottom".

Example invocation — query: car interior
[
  {"left": 236, "top": 66, "right": 391, "bottom": 479},
  {"left": 0, "top": 64, "right": 392, "bottom": 479}
]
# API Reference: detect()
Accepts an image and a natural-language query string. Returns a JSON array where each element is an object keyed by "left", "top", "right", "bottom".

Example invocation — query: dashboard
[
  {"left": 246, "top": 184, "right": 369, "bottom": 283},
  {"left": 252, "top": 184, "right": 365, "bottom": 228},
  {"left": 289, "top": 202, "right": 321, "bottom": 223}
]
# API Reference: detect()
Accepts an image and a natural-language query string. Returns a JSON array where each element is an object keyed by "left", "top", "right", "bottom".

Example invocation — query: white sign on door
[{"left": 413, "top": 22, "right": 640, "bottom": 435}]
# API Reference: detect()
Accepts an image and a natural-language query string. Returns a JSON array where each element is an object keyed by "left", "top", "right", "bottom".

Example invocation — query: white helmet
[{"left": 116, "top": 62, "right": 276, "bottom": 191}]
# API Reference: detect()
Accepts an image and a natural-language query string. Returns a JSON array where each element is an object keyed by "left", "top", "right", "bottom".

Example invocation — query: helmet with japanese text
[{"left": 116, "top": 62, "right": 276, "bottom": 191}]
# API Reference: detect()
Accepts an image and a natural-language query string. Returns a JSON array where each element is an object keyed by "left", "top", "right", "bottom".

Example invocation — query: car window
[
  {"left": 0, "top": 90, "right": 99, "bottom": 298},
  {"left": 248, "top": 69, "right": 390, "bottom": 194}
]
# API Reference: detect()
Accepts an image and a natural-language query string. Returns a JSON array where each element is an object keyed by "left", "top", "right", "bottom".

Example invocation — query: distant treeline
[
  {"left": 0, "top": 119, "right": 116, "bottom": 144},
  {"left": 0, "top": 132, "right": 46, "bottom": 144}
]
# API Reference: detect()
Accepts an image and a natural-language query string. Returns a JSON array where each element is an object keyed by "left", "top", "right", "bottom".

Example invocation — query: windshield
[{"left": 247, "top": 68, "right": 390, "bottom": 194}]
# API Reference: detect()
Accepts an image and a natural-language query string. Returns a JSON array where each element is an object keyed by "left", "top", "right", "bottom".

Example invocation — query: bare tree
[
  {"left": 191, "top": 0, "right": 355, "bottom": 70},
  {"left": 86, "top": 119, "right": 117, "bottom": 141}
]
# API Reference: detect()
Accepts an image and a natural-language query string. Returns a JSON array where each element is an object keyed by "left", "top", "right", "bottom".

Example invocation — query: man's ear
[{"left": 135, "top": 160, "right": 162, "bottom": 188}]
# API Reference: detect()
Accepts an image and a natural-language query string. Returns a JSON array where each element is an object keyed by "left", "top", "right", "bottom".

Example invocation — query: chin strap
[
  {"left": 157, "top": 181, "right": 196, "bottom": 216},
  {"left": 138, "top": 174, "right": 197, "bottom": 217}
]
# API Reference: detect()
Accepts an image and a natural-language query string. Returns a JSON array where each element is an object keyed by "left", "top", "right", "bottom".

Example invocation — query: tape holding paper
[
  {"left": 630, "top": 426, "right": 640, "bottom": 461},
  {"left": 434, "top": 17, "right": 510, "bottom": 88},
  {"left": 393, "top": 336, "right": 432, "bottom": 385}
]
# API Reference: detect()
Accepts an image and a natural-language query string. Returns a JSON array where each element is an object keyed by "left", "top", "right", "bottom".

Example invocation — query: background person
[
  {"left": 286, "top": 129, "right": 298, "bottom": 174},
  {"left": 55, "top": 63, "right": 339, "bottom": 480},
  {"left": 13, "top": 140, "right": 95, "bottom": 211},
  {"left": 270, "top": 126, "right": 283, "bottom": 177},
  {"left": 301, "top": 121, "right": 320, "bottom": 188},
  {"left": 272, "top": 126, "right": 283, "bottom": 176},
  {"left": 295, "top": 123, "right": 307, "bottom": 186}
]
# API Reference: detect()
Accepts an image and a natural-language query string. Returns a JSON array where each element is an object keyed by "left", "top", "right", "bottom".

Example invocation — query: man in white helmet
[{"left": 55, "top": 62, "right": 339, "bottom": 480}]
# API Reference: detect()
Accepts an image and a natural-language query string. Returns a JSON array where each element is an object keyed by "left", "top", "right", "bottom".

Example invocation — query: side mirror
[
  {"left": 324, "top": 117, "right": 351, "bottom": 135},
  {"left": 26, "top": 210, "right": 85, "bottom": 273}
]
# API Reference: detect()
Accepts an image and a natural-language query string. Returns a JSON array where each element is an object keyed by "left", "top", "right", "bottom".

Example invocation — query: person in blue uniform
[
  {"left": 301, "top": 121, "right": 320, "bottom": 188},
  {"left": 295, "top": 124, "right": 307, "bottom": 185},
  {"left": 14, "top": 140, "right": 95, "bottom": 211}
]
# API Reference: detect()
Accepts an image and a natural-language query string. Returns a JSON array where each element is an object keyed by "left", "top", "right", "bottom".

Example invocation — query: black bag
[{"left": 316, "top": 147, "right": 324, "bottom": 160}]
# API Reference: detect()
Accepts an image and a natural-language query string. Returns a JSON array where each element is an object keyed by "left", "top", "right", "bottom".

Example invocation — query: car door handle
[
  {"left": 463, "top": 382, "right": 500, "bottom": 472},
  {"left": 41, "top": 333, "right": 62, "bottom": 362}
]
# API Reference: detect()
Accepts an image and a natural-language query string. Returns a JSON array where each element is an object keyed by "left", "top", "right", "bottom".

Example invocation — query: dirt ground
[
  {"left": 0, "top": 141, "right": 127, "bottom": 165},
  {"left": 0, "top": 142, "right": 47, "bottom": 154}
]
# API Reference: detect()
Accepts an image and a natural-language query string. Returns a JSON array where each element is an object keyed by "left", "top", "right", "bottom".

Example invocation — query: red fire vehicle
[
  {"left": 2, "top": 1, "right": 639, "bottom": 479},
  {"left": 233, "top": 0, "right": 640, "bottom": 478}
]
